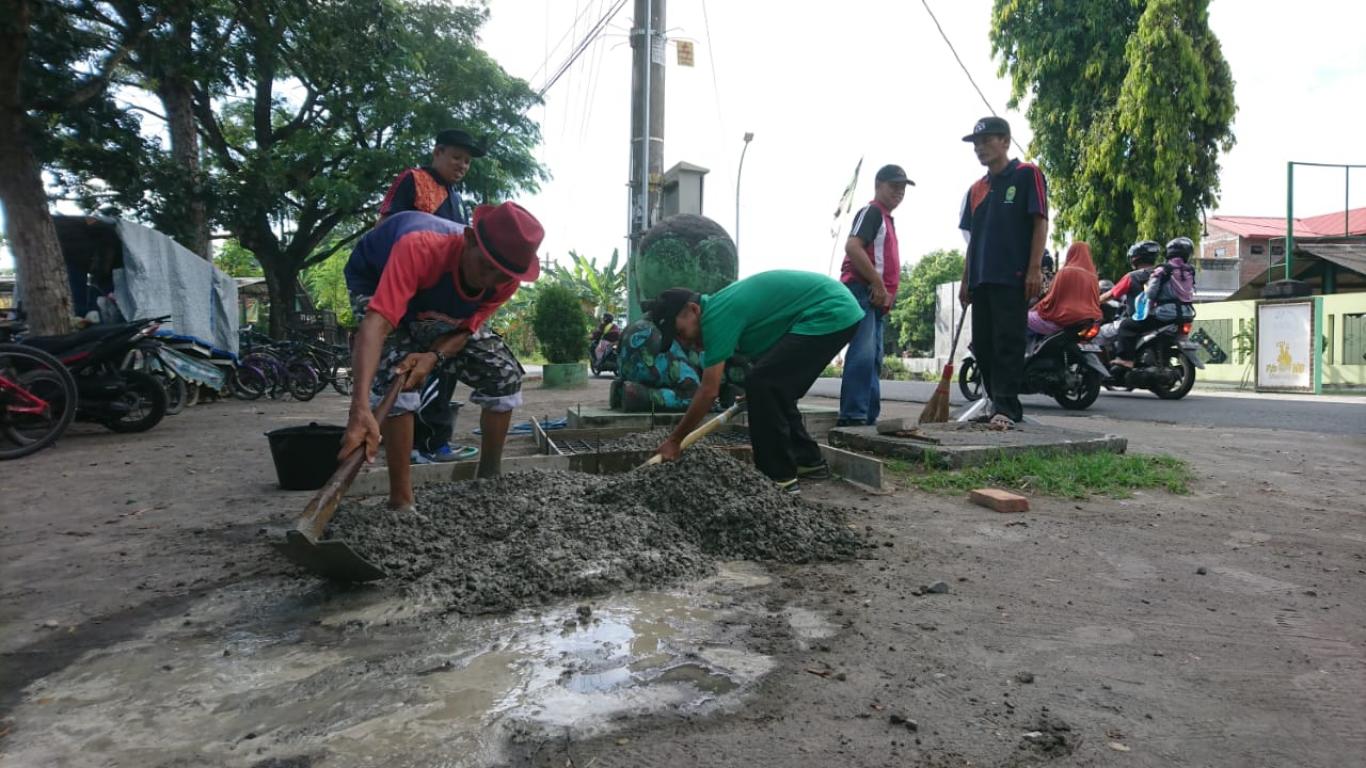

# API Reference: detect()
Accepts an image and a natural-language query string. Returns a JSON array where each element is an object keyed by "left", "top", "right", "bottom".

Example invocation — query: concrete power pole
[{"left": 626, "top": 0, "right": 665, "bottom": 322}]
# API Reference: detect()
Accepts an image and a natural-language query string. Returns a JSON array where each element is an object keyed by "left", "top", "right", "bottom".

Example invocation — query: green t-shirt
[{"left": 700, "top": 270, "right": 863, "bottom": 367}]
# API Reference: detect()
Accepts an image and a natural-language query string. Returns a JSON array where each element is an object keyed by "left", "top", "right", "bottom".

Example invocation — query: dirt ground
[{"left": 2, "top": 378, "right": 1364, "bottom": 767}]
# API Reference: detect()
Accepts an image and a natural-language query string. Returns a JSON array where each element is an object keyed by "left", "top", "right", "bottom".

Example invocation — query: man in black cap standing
[
  {"left": 379, "top": 128, "right": 486, "bottom": 225},
  {"left": 837, "top": 163, "right": 912, "bottom": 427},
  {"left": 376, "top": 128, "right": 488, "bottom": 463},
  {"left": 958, "top": 117, "right": 1049, "bottom": 428}
]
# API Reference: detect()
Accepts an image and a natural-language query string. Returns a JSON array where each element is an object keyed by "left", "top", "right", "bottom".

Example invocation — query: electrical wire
[
  {"left": 528, "top": 0, "right": 602, "bottom": 86},
  {"left": 535, "top": 0, "right": 628, "bottom": 100},
  {"left": 701, "top": 0, "right": 725, "bottom": 138},
  {"left": 918, "top": 0, "right": 1029, "bottom": 158}
]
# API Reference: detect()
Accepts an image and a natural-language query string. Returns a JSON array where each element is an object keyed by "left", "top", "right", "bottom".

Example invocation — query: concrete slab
[{"left": 828, "top": 421, "right": 1127, "bottom": 469}]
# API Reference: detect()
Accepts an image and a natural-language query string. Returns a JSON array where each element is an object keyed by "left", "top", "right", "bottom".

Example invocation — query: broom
[{"left": 919, "top": 310, "right": 969, "bottom": 424}]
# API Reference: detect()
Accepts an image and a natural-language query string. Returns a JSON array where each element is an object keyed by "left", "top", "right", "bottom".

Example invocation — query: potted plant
[{"left": 532, "top": 283, "right": 590, "bottom": 388}]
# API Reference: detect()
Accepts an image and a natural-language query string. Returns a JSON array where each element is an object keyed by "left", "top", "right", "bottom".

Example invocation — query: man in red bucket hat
[{"left": 342, "top": 203, "right": 543, "bottom": 515}]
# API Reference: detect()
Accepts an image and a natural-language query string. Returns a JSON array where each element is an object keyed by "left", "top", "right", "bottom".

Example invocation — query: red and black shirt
[{"left": 959, "top": 159, "right": 1048, "bottom": 289}]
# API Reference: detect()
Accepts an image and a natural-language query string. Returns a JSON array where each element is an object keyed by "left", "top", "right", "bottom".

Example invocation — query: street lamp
[{"left": 735, "top": 132, "right": 754, "bottom": 255}]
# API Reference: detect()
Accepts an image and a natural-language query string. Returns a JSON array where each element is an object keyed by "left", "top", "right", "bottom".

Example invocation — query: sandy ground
[{"left": 2, "top": 379, "right": 1364, "bottom": 767}]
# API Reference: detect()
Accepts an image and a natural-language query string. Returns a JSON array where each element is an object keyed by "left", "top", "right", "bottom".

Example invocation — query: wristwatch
[{"left": 431, "top": 350, "right": 447, "bottom": 369}]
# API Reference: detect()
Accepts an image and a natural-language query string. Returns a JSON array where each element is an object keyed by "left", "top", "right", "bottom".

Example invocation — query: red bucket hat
[{"left": 469, "top": 202, "right": 544, "bottom": 282}]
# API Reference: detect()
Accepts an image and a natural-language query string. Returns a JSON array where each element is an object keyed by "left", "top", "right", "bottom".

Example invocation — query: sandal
[{"left": 988, "top": 413, "right": 1015, "bottom": 431}]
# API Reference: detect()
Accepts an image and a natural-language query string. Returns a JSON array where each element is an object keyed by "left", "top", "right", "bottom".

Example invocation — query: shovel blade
[{"left": 274, "top": 531, "right": 386, "bottom": 582}]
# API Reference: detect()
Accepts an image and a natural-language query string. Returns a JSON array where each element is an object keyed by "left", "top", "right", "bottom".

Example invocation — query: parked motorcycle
[
  {"left": 959, "top": 324, "right": 1109, "bottom": 410},
  {"left": 23, "top": 316, "right": 170, "bottom": 432},
  {"left": 1097, "top": 319, "right": 1203, "bottom": 400},
  {"left": 589, "top": 325, "right": 621, "bottom": 378}
]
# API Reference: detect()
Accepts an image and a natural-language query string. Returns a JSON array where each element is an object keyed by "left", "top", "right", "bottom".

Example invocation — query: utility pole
[{"left": 626, "top": 0, "right": 665, "bottom": 323}]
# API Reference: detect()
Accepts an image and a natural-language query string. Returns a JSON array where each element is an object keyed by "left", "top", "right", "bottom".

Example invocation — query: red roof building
[{"left": 1200, "top": 206, "right": 1366, "bottom": 298}]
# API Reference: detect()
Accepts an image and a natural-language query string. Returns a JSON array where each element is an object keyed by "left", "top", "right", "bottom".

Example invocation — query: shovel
[
  {"left": 273, "top": 377, "right": 403, "bottom": 582},
  {"left": 642, "top": 400, "right": 747, "bottom": 467}
]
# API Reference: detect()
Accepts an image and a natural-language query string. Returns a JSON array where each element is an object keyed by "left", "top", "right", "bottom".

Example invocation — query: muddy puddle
[{"left": 2, "top": 562, "right": 826, "bottom": 768}]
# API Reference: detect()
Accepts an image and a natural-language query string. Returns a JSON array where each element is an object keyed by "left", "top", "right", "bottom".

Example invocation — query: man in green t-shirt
[{"left": 644, "top": 270, "right": 863, "bottom": 492}]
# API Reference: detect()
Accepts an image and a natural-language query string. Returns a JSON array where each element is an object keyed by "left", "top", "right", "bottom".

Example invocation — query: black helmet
[
  {"left": 1127, "top": 240, "right": 1160, "bottom": 267},
  {"left": 1041, "top": 252, "right": 1055, "bottom": 271},
  {"left": 602, "top": 313, "right": 614, "bottom": 323},
  {"left": 1165, "top": 236, "right": 1194, "bottom": 261}
]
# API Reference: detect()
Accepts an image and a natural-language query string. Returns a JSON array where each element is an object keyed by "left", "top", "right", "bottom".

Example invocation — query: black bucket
[{"left": 266, "top": 422, "right": 345, "bottom": 490}]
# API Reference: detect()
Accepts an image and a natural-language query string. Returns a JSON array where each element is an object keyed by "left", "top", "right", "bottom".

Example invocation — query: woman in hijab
[{"left": 1027, "top": 242, "right": 1102, "bottom": 336}]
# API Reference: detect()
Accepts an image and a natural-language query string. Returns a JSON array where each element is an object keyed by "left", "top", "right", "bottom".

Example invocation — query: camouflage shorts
[{"left": 352, "top": 293, "right": 524, "bottom": 415}]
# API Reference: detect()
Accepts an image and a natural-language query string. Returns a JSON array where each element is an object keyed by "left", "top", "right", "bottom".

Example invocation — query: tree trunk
[
  {"left": 0, "top": 0, "right": 75, "bottom": 335},
  {"left": 157, "top": 8, "right": 210, "bottom": 260},
  {"left": 159, "top": 79, "right": 210, "bottom": 260},
  {"left": 265, "top": 266, "right": 298, "bottom": 340}
]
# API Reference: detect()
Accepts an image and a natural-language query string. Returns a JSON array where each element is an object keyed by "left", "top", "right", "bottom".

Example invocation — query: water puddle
[{"left": 3, "top": 563, "right": 783, "bottom": 767}]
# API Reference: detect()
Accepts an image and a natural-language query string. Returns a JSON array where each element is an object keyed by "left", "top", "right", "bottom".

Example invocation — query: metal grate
[{"left": 551, "top": 429, "right": 751, "bottom": 456}]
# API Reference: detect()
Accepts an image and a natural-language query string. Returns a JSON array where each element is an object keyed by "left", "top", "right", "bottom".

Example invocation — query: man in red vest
[
  {"left": 376, "top": 128, "right": 487, "bottom": 464},
  {"left": 379, "top": 128, "right": 484, "bottom": 225}
]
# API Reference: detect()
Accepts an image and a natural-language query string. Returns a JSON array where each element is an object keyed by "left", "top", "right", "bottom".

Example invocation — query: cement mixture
[
  {"left": 587, "top": 427, "right": 732, "bottom": 453},
  {"left": 330, "top": 449, "right": 864, "bottom": 614}
]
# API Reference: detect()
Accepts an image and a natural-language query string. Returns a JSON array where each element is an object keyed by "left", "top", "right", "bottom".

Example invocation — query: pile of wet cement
[{"left": 330, "top": 449, "right": 863, "bottom": 614}]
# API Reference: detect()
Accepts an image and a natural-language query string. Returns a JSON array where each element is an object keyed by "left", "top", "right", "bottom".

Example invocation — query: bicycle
[{"left": 0, "top": 342, "right": 79, "bottom": 460}]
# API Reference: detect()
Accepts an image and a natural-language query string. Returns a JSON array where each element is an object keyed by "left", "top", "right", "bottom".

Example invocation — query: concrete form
[{"left": 828, "top": 422, "right": 1127, "bottom": 469}]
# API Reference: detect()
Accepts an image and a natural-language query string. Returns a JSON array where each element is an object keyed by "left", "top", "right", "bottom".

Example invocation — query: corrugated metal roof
[{"left": 1208, "top": 206, "right": 1366, "bottom": 239}]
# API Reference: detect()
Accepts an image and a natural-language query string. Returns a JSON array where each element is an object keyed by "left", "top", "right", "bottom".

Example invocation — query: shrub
[{"left": 532, "top": 283, "right": 590, "bottom": 364}]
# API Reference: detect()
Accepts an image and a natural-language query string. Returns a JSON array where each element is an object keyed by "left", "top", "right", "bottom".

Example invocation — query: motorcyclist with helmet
[{"left": 1108, "top": 237, "right": 1197, "bottom": 367}]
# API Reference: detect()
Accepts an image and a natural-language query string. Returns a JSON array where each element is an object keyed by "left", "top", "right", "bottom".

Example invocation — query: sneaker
[
  {"left": 410, "top": 450, "right": 435, "bottom": 465},
  {"left": 796, "top": 461, "right": 831, "bottom": 480},
  {"left": 775, "top": 478, "right": 801, "bottom": 495},
  {"left": 428, "top": 443, "right": 479, "bottom": 463}
]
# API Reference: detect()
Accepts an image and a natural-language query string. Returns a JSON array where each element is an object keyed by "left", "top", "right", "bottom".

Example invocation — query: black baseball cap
[
  {"left": 435, "top": 128, "right": 487, "bottom": 157},
  {"left": 875, "top": 164, "right": 915, "bottom": 185},
  {"left": 962, "top": 116, "right": 1011, "bottom": 142},
  {"left": 642, "top": 288, "right": 700, "bottom": 350}
]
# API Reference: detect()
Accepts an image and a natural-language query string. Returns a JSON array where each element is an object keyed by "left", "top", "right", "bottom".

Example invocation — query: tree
[
  {"left": 37, "top": 0, "right": 545, "bottom": 337},
  {"left": 990, "top": 0, "right": 1234, "bottom": 278},
  {"left": 1, "top": 0, "right": 158, "bottom": 334},
  {"left": 888, "top": 250, "right": 965, "bottom": 356},
  {"left": 302, "top": 248, "right": 354, "bottom": 328},
  {"left": 213, "top": 239, "right": 262, "bottom": 277},
  {"left": 545, "top": 249, "right": 627, "bottom": 318},
  {"left": 1101, "top": 0, "right": 1235, "bottom": 244}
]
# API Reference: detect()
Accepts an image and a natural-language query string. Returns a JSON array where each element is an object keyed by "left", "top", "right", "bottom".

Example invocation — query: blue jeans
[{"left": 838, "top": 282, "right": 884, "bottom": 425}]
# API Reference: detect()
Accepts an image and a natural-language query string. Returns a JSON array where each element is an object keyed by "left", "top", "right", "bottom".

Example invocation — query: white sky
[
  {"left": 4, "top": 0, "right": 1365, "bottom": 274},
  {"left": 478, "top": 0, "right": 1366, "bottom": 276}
]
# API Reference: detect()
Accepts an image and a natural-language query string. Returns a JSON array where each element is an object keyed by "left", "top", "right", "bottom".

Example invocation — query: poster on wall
[{"left": 1255, "top": 300, "right": 1316, "bottom": 393}]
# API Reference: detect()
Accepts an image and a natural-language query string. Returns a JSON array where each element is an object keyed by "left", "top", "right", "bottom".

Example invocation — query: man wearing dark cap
[
  {"left": 958, "top": 116, "right": 1049, "bottom": 428},
  {"left": 644, "top": 270, "right": 863, "bottom": 493},
  {"left": 340, "top": 203, "right": 544, "bottom": 514},
  {"left": 377, "top": 128, "right": 487, "bottom": 464},
  {"left": 379, "top": 128, "right": 485, "bottom": 224},
  {"left": 837, "top": 163, "right": 911, "bottom": 427}
]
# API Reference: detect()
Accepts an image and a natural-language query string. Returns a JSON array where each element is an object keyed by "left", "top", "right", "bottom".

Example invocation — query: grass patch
[{"left": 886, "top": 450, "right": 1192, "bottom": 499}]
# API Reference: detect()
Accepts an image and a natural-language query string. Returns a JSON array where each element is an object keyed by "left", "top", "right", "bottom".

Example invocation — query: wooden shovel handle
[
  {"left": 642, "top": 401, "right": 746, "bottom": 467},
  {"left": 295, "top": 377, "right": 405, "bottom": 541}
]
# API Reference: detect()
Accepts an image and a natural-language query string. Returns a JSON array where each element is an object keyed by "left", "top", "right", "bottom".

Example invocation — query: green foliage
[
  {"left": 302, "top": 248, "right": 354, "bottom": 327},
  {"left": 214, "top": 240, "right": 263, "bottom": 278},
  {"left": 532, "top": 283, "right": 589, "bottom": 364},
  {"left": 888, "top": 250, "right": 965, "bottom": 355},
  {"left": 991, "top": 0, "right": 1235, "bottom": 278},
  {"left": 486, "top": 282, "right": 541, "bottom": 360},
  {"left": 545, "top": 249, "right": 627, "bottom": 317},
  {"left": 35, "top": 0, "right": 546, "bottom": 336},
  {"left": 888, "top": 450, "right": 1193, "bottom": 499},
  {"left": 821, "top": 364, "right": 843, "bottom": 379}
]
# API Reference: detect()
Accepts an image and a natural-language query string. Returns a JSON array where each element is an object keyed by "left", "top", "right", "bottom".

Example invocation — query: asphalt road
[{"left": 808, "top": 378, "right": 1366, "bottom": 436}]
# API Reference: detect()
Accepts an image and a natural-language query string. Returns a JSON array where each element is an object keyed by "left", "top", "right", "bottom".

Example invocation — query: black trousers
[
  {"left": 1114, "top": 316, "right": 1163, "bottom": 360},
  {"left": 970, "top": 284, "right": 1026, "bottom": 423},
  {"left": 745, "top": 324, "right": 859, "bottom": 481},
  {"left": 412, "top": 368, "right": 459, "bottom": 454}
]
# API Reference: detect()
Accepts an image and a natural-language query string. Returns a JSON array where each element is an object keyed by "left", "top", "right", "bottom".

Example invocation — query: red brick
[{"left": 969, "top": 488, "right": 1030, "bottom": 513}]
